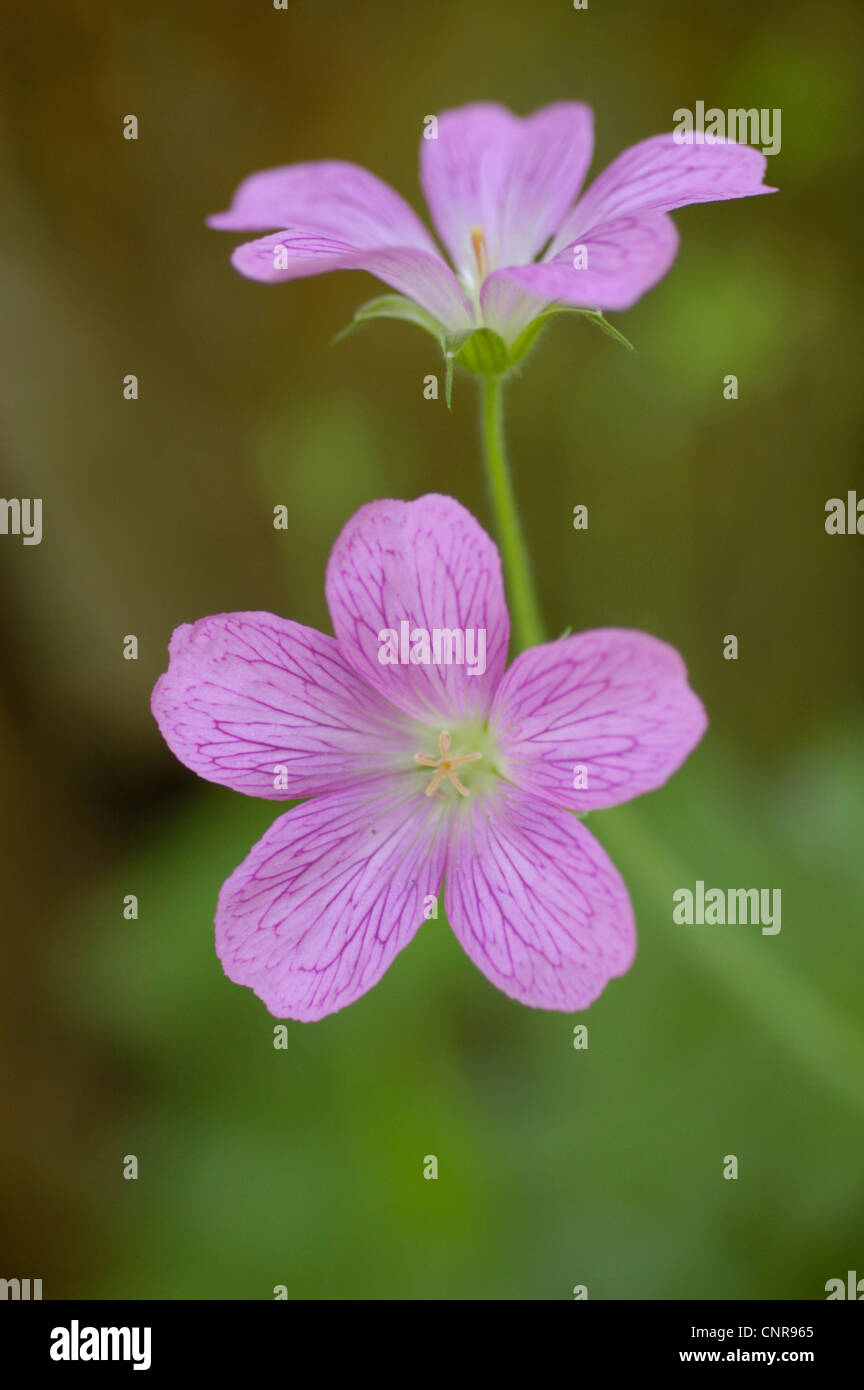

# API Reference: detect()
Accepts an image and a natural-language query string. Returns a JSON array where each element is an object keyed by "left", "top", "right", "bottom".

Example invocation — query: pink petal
[
  {"left": 229, "top": 234, "right": 472, "bottom": 331},
  {"left": 325, "top": 494, "right": 509, "bottom": 724},
  {"left": 445, "top": 782, "right": 635, "bottom": 1011},
  {"left": 208, "top": 159, "right": 472, "bottom": 328},
  {"left": 550, "top": 132, "right": 775, "bottom": 253},
  {"left": 491, "top": 629, "right": 707, "bottom": 812},
  {"left": 420, "top": 102, "right": 594, "bottom": 280},
  {"left": 208, "top": 159, "right": 439, "bottom": 247},
  {"left": 152, "top": 613, "right": 423, "bottom": 800},
  {"left": 480, "top": 213, "right": 679, "bottom": 339},
  {"left": 216, "top": 778, "right": 449, "bottom": 1020}
]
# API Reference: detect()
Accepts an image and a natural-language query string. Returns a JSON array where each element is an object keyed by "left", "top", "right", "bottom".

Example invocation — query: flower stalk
[
  {"left": 478, "top": 394, "right": 864, "bottom": 1121},
  {"left": 479, "top": 375, "right": 545, "bottom": 654}
]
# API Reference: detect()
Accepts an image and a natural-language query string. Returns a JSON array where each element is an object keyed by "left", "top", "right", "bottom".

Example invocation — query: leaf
[{"left": 332, "top": 294, "right": 445, "bottom": 346}]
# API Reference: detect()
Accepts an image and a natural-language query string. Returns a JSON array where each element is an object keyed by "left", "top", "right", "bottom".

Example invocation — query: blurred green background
[{"left": 1, "top": 0, "right": 862, "bottom": 1300}]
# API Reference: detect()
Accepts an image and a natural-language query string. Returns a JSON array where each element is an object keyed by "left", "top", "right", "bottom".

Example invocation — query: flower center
[
  {"left": 469, "top": 225, "right": 490, "bottom": 282},
  {"left": 414, "top": 729, "right": 483, "bottom": 799}
]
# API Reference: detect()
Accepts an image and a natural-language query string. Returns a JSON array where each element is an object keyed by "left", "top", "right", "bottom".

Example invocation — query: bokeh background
[{"left": 1, "top": 0, "right": 862, "bottom": 1300}]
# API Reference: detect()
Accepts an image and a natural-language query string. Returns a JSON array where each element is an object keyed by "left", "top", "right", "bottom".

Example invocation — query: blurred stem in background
[
  {"left": 479, "top": 376, "right": 545, "bottom": 652},
  {"left": 478, "top": 379, "right": 864, "bottom": 1120},
  {"left": 604, "top": 807, "right": 864, "bottom": 1120}
]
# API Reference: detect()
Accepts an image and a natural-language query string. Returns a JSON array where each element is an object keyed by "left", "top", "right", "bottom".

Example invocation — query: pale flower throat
[
  {"left": 412, "top": 723, "right": 502, "bottom": 800},
  {"left": 459, "top": 225, "right": 491, "bottom": 308},
  {"left": 414, "top": 729, "right": 481, "bottom": 797}
]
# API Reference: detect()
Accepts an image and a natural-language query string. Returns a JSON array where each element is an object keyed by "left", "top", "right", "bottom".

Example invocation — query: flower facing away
[
  {"left": 208, "top": 101, "right": 775, "bottom": 375},
  {"left": 152, "top": 496, "right": 707, "bottom": 1021}
]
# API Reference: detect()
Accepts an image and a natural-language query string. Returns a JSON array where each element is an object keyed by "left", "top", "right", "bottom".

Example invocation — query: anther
[{"left": 469, "top": 226, "right": 490, "bottom": 281}]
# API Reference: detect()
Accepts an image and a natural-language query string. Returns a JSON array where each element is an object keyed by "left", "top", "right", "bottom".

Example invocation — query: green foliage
[{"left": 60, "top": 728, "right": 864, "bottom": 1299}]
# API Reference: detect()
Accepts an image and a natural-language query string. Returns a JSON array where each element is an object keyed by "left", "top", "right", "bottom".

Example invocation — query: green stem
[
  {"left": 478, "top": 377, "right": 864, "bottom": 1120},
  {"left": 479, "top": 376, "right": 545, "bottom": 652}
]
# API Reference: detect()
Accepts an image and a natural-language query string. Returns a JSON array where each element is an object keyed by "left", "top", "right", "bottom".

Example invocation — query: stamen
[
  {"left": 447, "top": 770, "right": 470, "bottom": 797},
  {"left": 469, "top": 225, "right": 490, "bottom": 281},
  {"left": 414, "top": 729, "right": 483, "bottom": 799}
]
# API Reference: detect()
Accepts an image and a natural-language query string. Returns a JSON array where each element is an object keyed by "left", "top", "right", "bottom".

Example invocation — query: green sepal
[
  {"left": 510, "top": 305, "right": 635, "bottom": 362},
  {"left": 442, "top": 332, "right": 473, "bottom": 409},
  {"left": 576, "top": 309, "right": 635, "bottom": 351},
  {"left": 333, "top": 296, "right": 633, "bottom": 408},
  {"left": 507, "top": 315, "right": 552, "bottom": 367},
  {"left": 332, "top": 294, "right": 445, "bottom": 345},
  {"left": 334, "top": 295, "right": 475, "bottom": 409},
  {"left": 455, "top": 327, "right": 510, "bottom": 377}
]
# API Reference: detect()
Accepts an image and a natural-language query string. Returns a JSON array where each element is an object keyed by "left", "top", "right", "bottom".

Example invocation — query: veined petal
[
  {"left": 229, "top": 234, "right": 472, "bottom": 331},
  {"left": 480, "top": 213, "right": 679, "bottom": 340},
  {"left": 325, "top": 494, "right": 509, "bottom": 724},
  {"left": 491, "top": 629, "right": 707, "bottom": 812},
  {"left": 445, "top": 783, "right": 635, "bottom": 1011},
  {"left": 152, "top": 613, "right": 422, "bottom": 800},
  {"left": 420, "top": 102, "right": 594, "bottom": 281},
  {"left": 208, "top": 160, "right": 439, "bottom": 248},
  {"left": 216, "top": 778, "right": 449, "bottom": 1021},
  {"left": 550, "top": 132, "right": 775, "bottom": 254}
]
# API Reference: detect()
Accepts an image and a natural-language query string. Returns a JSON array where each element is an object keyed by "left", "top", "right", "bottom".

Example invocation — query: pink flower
[
  {"left": 208, "top": 101, "right": 774, "bottom": 352},
  {"left": 152, "top": 496, "right": 706, "bottom": 1021}
]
